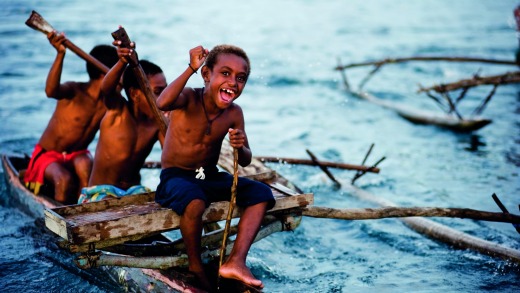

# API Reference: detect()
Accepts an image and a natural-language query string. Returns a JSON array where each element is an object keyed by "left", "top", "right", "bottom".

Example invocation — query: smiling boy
[{"left": 155, "top": 44, "right": 274, "bottom": 290}]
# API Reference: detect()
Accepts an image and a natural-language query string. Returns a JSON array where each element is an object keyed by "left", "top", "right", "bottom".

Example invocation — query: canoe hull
[{"left": 0, "top": 154, "right": 197, "bottom": 292}]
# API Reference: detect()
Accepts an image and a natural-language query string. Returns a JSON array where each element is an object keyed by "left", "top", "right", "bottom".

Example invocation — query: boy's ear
[{"left": 201, "top": 65, "right": 210, "bottom": 83}]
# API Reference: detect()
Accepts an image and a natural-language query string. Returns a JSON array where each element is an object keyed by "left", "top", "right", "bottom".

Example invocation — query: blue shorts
[{"left": 155, "top": 166, "right": 275, "bottom": 215}]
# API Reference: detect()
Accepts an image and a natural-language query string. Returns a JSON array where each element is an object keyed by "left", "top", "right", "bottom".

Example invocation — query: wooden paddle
[
  {"left": 25, "top": 10, "right": 110, "bottom": 74},
  {"left": 218, "top": 148, "right": 239, "bottom": 286},
  {"left": 111, "top": 26, "right": 168, "bottom": 136}
]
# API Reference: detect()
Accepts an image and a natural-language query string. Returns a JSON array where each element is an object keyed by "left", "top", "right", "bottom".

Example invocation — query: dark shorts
[{"left": 155, "top": 166, "right": 275, "bottom": 215}]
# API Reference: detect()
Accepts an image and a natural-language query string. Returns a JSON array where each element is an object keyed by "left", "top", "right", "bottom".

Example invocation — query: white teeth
[{"left": 222, "top": 88, "right": 234, "bottom": 94}]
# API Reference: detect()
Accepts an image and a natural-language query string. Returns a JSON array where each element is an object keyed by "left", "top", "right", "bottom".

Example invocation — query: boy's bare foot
[
  {"left": 219, "top": 262, "right": 264, "bottom": 289},
  {"left": 190, "top": 269, "right": 213, "bottom": 292}
]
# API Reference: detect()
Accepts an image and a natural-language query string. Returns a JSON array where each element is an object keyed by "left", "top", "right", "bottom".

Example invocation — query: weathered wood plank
[
  {"left": 46, "top": 191, "right": 313, "bottom": 248},
  {"left": 44, "top": 208, "right": 69, "bottom": 240}
]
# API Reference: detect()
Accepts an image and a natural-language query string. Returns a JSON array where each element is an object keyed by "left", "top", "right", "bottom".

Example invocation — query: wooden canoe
[
  {"left": 1, "top": 140, "right": 314, "bottom": 293},
  {"left": 350, "top": 90, "right": 492, "bottom": 132}
]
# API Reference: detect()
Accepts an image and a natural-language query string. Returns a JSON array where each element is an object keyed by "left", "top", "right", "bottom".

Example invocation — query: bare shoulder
[
  {"left": 228, "top": 102, "right": 244, "bottom": 115},
  {"left": 175, "top": 87, "right": 198, "bottom": 109},
  {"left": 56, "top": 81, "right": 84, "bottom": 99}
]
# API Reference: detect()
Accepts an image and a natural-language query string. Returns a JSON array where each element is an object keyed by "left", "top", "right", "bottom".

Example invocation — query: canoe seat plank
[{"left": 44, "top": 188, "right": 313, "bottom": 250}]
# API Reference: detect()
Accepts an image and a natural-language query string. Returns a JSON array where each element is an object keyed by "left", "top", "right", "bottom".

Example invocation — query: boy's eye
[
  {"left": 237, "top": 76, "right": 247, "bottom": 83},
  {"left": 222, "top": 72, "right": 230, "bottom": 76}
]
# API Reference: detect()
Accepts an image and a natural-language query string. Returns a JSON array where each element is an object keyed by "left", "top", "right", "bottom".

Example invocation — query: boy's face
[
  {"left": 131, "top": 73, "right": 167, "bottom": 109},
  {"left": 148, "top": 73, "right": 167, "bottom": 98},
  {"left": 205, "top": 54, "right": 249, "bottom": 109}
]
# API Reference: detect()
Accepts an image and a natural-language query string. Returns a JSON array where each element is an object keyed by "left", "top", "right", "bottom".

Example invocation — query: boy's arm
[
  {"left": 100, "top": 41, "right": 132, "bottom": 109},
  {"left": 156, "top": 46, "right": 209, "bottom": 110},
  {"left": 45, "top": 31, "right": 74, "bottom": 99},
  {"left": 100, "top": 59, "right": 127, "bottom": 109}
]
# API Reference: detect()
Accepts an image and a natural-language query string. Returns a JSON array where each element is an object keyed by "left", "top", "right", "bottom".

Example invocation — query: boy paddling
[
  {"left": 79, "top": 40, "right": 168, "bottom": 203},
  {"left": 24, "top": 30, "right": 118, "bottom": 204}
]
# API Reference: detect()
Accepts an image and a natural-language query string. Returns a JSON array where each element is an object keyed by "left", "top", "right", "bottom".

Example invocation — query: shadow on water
[{"left": 456, "top": 133, "right": 487, "bottom": 153}]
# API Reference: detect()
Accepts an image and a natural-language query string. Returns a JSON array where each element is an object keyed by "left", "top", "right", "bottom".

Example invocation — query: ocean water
[{"left": 1, "top": 0, "right": 519, "bottom": 292}]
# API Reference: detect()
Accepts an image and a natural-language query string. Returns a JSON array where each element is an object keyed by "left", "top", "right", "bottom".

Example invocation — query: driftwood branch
[
  {"left": 335, "top": 56, "right": 517, "bottom": 71},
  {"left": 303, "top": 206, "right": 520, "bottom": 224},
  {"left": 418, "top": 71, "right": 520, "bottom": 94}
]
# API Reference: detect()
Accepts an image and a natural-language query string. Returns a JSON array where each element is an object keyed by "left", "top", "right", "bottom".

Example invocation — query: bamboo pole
[
  {"left": 334, "top": 56, "right": 517, "bottom": 71},
  {"left": 302, "top": 206, "right": 520, "bottom": 224}
]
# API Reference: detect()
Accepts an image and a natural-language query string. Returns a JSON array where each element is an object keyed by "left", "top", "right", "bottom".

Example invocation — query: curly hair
[
  {"left": 87, "top": 45, "right": 118, "bottom": 79},
  {"left": 204, "top": 44, "right": 250, "bottom": 76},
  {"left": 123, "top": 60, "right": 163, "bottom": 90}
]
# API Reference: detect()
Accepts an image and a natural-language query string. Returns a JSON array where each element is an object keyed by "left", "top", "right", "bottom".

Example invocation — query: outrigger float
[{"left": 335, "top": 56, "right": 519, "bottom": 132}]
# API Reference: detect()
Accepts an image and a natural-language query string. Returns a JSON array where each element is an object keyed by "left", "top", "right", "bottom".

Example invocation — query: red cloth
[{"left": 23, "top": 144, "right": 90, "bottom": 194}]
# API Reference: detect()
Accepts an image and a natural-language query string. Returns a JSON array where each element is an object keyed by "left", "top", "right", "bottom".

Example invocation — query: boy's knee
[{"left": 184, "top": 199, "right": 206, "bottom": 217}]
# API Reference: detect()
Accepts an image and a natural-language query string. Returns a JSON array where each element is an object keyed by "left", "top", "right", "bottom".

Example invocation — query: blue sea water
[{"left": 1, "top": 0, "right": 519, "bottom": 292}]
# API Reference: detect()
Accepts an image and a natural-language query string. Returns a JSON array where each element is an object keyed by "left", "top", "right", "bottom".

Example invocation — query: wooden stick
[
  {"left": 492, "top": 193, "right": 520, "bottom": 234},
  {"left": 334, "top": 56, "right": 517, "bottom": 71},
  {"left": 256, "top": 156, "right": 380, "bottom": 173},
  {"left": 218, "top": 148, "right": 239, "bottom": 280},
  {"left": 306, "top": 149, "right": 341, "bottom": 188},
  {"left": 342, "top": 184, "right": 520, "bottom": 264},
  {"left": 417, "top": 71, "right": 520, "bottom": 93},
  {"left": 302, "top": 206, "right": 520, "bottom": 224},
  {"left": 111, "top": 27, "right": 168, "bottom": 136},
  {"left": 25, "top": 10, "right": 109, "bottom": 75}
]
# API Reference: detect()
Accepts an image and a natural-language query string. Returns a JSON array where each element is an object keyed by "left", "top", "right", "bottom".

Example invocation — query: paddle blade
[{"left": 25, "top": 10, "right": 55, "bottom": 34}]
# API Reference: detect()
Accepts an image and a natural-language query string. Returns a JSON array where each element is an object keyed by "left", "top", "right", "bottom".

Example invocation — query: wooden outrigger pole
[{"left": 306, "top": 150, "right": 520, "bottom": 263}]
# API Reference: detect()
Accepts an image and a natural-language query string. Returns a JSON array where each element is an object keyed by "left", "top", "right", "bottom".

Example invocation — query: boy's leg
[
  {"left": 72, "top": 152, "right": 93, "bottom": 193},
  {"left": 219, "top": 201, "right": 268, "bottom": 288},
  {"left": 180, "top": 199, "right": 213, "bottom": 291},
  {"left": 44, "top": 162, "right": 76, "bottom": 204}
]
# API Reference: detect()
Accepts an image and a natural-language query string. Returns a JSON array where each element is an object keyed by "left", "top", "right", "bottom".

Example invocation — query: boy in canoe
[
  {"left": 155, "top": 44, "right": 275, "bottom": 290},
  {"left": 24, "top": 31, "right": 118, "bottom": 204},
  {"left": 78, "top": 40, "right": 167, "bottom": 203}
]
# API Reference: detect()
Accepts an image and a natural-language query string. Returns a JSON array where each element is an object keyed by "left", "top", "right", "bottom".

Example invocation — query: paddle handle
[
  {"left": 25, "top": 10, "right": 110, "bottom": 75},
  {"left": 111, "top": 26, "right": 168, "bottom": 136}
]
